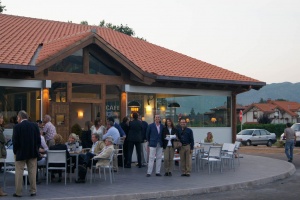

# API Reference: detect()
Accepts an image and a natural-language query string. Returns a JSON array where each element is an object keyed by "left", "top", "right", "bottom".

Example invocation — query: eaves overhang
[
  {"left": 0, "top": 63, "right": 37, "bottom": 78},
  {"left": 155, "top": 75, "right": 266, "bottom": 93}
]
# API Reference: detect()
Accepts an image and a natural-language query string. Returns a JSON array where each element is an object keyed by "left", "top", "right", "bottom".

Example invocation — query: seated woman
[
  {"left": 204, "top": 132, "right": 214, "bottom": 143},
  {"left": 49, "top": 134, "right": 70, "bottom": 182},
  {"left": 66, "top": 133, "right": 81, "bottom": 152}
]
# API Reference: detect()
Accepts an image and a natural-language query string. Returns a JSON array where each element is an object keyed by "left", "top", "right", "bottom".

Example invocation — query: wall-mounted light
[
  {"left": 78, "top": 111, "right": 84, "bottom": 118},
  {"left": 36, "top": 96, "right": 41, "bottom": 101},
  {"left": 147, "top": 95, "right": 154, "bottom": 105},
  {"left": 211, "top": 117, "right": 217, "bottom": 123},
  {"left": 146, "top": 105, "right": 152, "bottom": 114}
]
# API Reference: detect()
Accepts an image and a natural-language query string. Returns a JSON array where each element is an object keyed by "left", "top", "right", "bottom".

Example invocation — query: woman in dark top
[
  {"left": 81, "top": 121, "right": 92, "bottom": 148},
  {"left": 49, "top": 134, "right": 70, "bottom": 182},
  {"left": 162, "top": 118, "right": 178, "bottom": 176},
  {"left": 126, "top": 113, "right": 142, "bottom": 168}
]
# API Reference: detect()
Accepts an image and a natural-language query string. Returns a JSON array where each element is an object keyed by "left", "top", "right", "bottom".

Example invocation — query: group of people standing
[
  {"left": 146, "top": 115, "right": 194, "bottom": 177},
  {"left": 0, "top": 110, "right": 195, "bottom": 197}
]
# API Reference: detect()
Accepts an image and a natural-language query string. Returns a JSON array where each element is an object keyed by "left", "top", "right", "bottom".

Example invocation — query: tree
[
  {"left": 257, "top": 113, "right": 273, "bottom": 124},
  {"left": 99, "top": 20, "right": 135, "bottom": 36},
  {"left": 259, "top": 98, "right": 266, "bottom": 103},
  {"left": 0, "top": 1, "right": 6, "bottom": 13},
  {"left": 80, "top": 21, "right": 88, "bottom": 25}
]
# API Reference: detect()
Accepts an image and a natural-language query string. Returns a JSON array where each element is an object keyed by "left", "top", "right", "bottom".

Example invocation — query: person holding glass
[{"left": 162, "top": 118, "right": 178, "bottom": 176}]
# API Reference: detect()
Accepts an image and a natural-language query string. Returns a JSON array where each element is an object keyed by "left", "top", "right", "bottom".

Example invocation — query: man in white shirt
[{"left": 103, "top": 121, "right": 120, "bottom": 171}]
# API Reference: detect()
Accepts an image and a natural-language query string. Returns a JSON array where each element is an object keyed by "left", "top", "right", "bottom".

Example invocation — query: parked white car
[
  {"left": 280, "top": 123, "right": 300, "bottom": 146},
  {"left": 236, "top": 129, "right": 277, "bottom": 147}
]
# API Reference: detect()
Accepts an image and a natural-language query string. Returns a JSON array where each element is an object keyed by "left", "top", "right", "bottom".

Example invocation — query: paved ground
[
  {"left": 158, "top": 145, "right": 300, "bottom": 200},
  {"left": 0, "top": 146, "right": 296, "bottom": 200}
]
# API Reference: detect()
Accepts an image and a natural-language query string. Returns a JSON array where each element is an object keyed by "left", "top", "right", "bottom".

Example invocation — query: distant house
[
  {"left": 242, "top": 100, "right": 300, "bottom": 124},
  {"left": 204, "top": 104, "right": 246, "bottom": 125}
]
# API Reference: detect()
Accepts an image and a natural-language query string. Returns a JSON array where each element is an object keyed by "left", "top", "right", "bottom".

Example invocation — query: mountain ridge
[{"left": 237, "top": 82, "right": 300, "bottom": 106}]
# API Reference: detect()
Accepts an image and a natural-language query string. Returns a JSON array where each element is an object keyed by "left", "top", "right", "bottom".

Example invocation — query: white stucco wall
[{"left": 131, "top": 127, "right": 232, "bottom": 162}]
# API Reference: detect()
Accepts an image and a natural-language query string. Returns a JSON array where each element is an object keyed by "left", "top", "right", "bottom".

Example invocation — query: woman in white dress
[{"left": 90, "top": 118, "right": 105, "bottom": 141}]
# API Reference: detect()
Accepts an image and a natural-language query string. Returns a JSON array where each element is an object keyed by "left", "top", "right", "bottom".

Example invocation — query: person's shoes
[
  {"left": 164, "top": 172, "right": 169, "bottom": 176},
  {"left": 113, "top": 169, "right": 118, "bottom": 172},
  {"left": 75, "top": 179, "right": 85, "bottom": 183},
  {"left": 13, "top": 193, "right": 22, "bottom": 197},
  {"left": 156, "top": 173, "right": 162, "bottom": 177},
  {"left": 169, "top": 172, "right": 172, "bottom": 176},
  {"left": 186, "top": 174, "right": 190, "bottom": 177},
  {"left": 31, "top": 193, "right": 36, "bottom": 196},
  {"left": 36, "top": 180, "right": 41, "bottom": 185},
  {"left": 181, "top": 174, "right": 186, "bottom": 176},
  {"left": 124, "top": 165, "right": 131, "bottom": 168},
  {"left": 146, "top": 174, "right": 151, "bottom": 177},
  {"left": 0, "top": 188, "right": 7, "bottom": 196},
  {"left": 288, "top": 159, "right": 292, "bottom": 162}
]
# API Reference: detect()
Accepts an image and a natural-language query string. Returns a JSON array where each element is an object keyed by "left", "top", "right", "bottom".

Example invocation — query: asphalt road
[{"left": 156, "top": 146, "right": 300, "bottom": 200}]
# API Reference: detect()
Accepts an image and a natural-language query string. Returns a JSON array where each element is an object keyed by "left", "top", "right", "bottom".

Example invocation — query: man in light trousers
[{"left": 146, "top": 115, "right": 164, "bottom": 177}]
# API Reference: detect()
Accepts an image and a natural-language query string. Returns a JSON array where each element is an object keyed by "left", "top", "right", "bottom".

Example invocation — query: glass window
[
  {"left": 49, "top": 50, "right": 83, "bottom": 73},
  {"left": 157, "top": 95, "right": 231, "bottom": 127},
  {"left": 253, "top": 130, "right": 260, "bottom": 136},
  {"left": 50, "top": 83, "right": 67, "bottom": 102},
  {"left": 0, "top": 86, "right": 41, "bottom": 123},
  {"left": 253, "top": 111, "right": 258, "bottom": 119},
  {"left": 89, "top": 53, "right": 120, "bottom": 76},
  {"left": 260, "top": 130, "right": 267, "bottom": 135},
  {"left": 127, "top": 93, "right": 231, "bottom": 127}
]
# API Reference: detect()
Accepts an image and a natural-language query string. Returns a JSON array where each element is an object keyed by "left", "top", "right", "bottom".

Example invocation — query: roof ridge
[{"left": 42, "top": 29, "right": 93, "bottom": 44}]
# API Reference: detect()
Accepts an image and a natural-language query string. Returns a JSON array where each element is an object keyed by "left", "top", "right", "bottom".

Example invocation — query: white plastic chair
[
  {"left": 201, "top": 146, "right": 222, "bottom": 174},
  {"left": 234, "top": 141, "right": 241, "bottom": 165},
  {"left": 46, "top": 150, "right": 67, "bottom": 185},
  {"left": 90, "top": 151, "right": 115, "bottom": 184},
  {"left": 221, "top": 143, "right": 236, "bottom": 170},
  {"left": 115, "top": 137, "right": 125, "bottom": 171},
  {"left": 0, "top": 149, "right": 29, "bottom": 190}
]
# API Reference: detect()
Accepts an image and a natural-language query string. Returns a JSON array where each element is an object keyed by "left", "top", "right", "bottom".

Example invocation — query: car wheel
[
  {"left": 267, "top": 140, "right": 272, "bottom": 147},
  {"left": 246, "top": 140, "right": 251, "bottom": 146}
]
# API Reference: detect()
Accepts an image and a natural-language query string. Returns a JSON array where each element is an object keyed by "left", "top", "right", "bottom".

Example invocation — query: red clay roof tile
[{"left": 0, "top": 14, "right": 263, "bottom": 84}]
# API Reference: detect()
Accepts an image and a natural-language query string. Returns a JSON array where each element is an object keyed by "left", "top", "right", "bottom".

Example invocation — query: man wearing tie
[{"left": 146, "top": 115, "right": 164, "bottom": 177}]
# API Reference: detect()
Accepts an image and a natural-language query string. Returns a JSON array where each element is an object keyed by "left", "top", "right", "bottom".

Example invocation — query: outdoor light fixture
[
  {"left": 168, "top": 102, "right": 180, "bottom": 108},
  {"left": 78, "top": 111, "right": 84, "bottom": 118},
  {"left": 147, "top": 95, "right": 154, "bottom": 105},
  {"left": 128, "top": 100, "right": 141, "bottom": 108},
  {"left": 36, "top": 96, "right": 41, "bottom": 100}
]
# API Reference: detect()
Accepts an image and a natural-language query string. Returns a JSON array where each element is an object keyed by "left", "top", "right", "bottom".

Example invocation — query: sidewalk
[{"left": 1, "top": 155, "right": 295, "bottom": 200}]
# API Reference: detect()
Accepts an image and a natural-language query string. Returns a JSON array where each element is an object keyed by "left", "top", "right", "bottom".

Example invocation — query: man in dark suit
[
  {"left": 126, "top": 112, "right": 142, "bottom": 168},
  {"left": 13, "top": 110, "right": 41, "bottom": 197},
  {"left": 146, "top": 115, "right": 164, "bottom": 177}
]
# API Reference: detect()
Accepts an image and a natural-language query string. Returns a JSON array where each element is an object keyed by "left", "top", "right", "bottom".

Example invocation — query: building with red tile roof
[
  {"left": 0, "top": 14, "right": 266, "bottom": 142},
  {"left": 242, "top": 99, "right": 300, "bottom": 124}
]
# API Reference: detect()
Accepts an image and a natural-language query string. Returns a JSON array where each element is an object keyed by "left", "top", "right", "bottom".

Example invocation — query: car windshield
[
  {"left": 291, "top": 124, "right": 300, "bottom": 131},
  {"left": 237, "top": 130, "right": 254, "bottom": 135}
]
